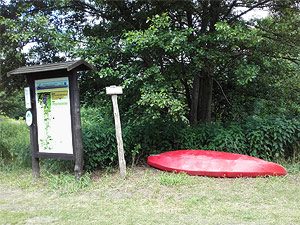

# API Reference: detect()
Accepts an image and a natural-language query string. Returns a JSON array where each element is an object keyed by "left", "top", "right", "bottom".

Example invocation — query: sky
[{"left": 239, "top": 7, "right": 269, "bottom": 20}]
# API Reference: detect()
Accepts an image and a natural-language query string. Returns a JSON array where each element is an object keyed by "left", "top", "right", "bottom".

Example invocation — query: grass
[{"left": 0, "top": 164, "right": 300, "bottom": 225}]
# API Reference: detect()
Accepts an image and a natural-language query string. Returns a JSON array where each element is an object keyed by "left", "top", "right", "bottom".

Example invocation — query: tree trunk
[
  {"left": 197, "top": 75, "right": 213, "bottom": 122},
  {"left": 189, "top": 74, "right": 200, "bottom": 125},
  {"left": 189, "top": 65, "right": 214, "bottom": 125},
  {"left": 187, "top": 0, "right": 219, "bottom": 125}
]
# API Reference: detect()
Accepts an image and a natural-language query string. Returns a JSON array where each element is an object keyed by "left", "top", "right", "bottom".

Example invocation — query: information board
[{"left": 35, "top": 77, "right": 73, "bottom": 155}]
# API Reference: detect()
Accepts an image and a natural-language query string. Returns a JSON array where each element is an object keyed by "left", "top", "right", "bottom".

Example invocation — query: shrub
[
  {"left": 245, "top": 116, "right": 300, "bottom": 160},
  {"left": 81, "top": 107, "right": 184, "bottom": 170},
  {"left": 179, "top": 122, "right": 247, "bottom": 153},
  {"left": 123, "top": 117, "right": 184, "bottom": 165},
  {"left": 2, "top": 109, "right": 297, "bottom": 172},
  {"left": 208, "top": 124, "right": 247, "bottom": 154},
  {"left": 179, "top": 116, "right": 300, "bottom": 161},
  {"left": 81, "top": 107, "right": 117, "bottom": 170},
  {"left": 179, "top": 123, "right": 221, "bottom": 149},
  {"left": 82, "top": 106, "right": 299, "bottom": 170},
  {"left": 0, "top": 91, "right": 25, "bottom": 119},
  {"left": 0, "top": 116, "right": 30, "bottom": 166}
]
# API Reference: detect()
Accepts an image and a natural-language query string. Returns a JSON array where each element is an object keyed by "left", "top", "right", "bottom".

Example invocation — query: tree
[
  {"left": 1, "top": 0, "right": 299, "bottom": 123},
  {"left": 0, "top": 0, "right": 27, "bottom": 92},
  {"left": 120, "top": 1, "right": 300, "bottom": 123},
  {"left": 72, "top": 0, "right": 299, "bottom": 124}
]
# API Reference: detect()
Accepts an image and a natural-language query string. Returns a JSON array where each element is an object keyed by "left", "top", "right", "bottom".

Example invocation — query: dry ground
[{"left": 1, "top": 166, "right": 300, "bottom": 225}]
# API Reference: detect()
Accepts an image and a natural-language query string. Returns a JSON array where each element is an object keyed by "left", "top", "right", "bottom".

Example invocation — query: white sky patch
[
  {"left": 22, "top": 42, "right": 76, "bottom": 63},
  {"left": 21, "top": 42, "right": 37, "bottom": 54},
  {"left": 237, "top": 7, "right": 269, "bottom": 20}
]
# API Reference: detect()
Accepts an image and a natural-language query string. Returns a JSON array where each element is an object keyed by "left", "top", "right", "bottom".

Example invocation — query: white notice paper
[
  {"left": 35, "top": 77, "right": 73, "bottom": 155},
  {"left": 24, "top": 87, "right": 31, "bottom": 109}
]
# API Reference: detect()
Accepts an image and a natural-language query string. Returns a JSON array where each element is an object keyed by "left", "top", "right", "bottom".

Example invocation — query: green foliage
[
  {"left": 124, "top": 13, "right": 192, "bottom": 54},
  {"left": 82, "top": 105, "right": 299, "bottom": 170},
  {"left": 210, "top": 124, "right": 247, "bottom": 154},
  {"left": 0, "top": 116, "right": 30, "bottom": 166},
  {"left": 123, "top": 13, "right": 193, "bottom": 121},
  {"left": 179, "top": 123, "right": 221, "bottom": 149},
  {"left": 81, "top": 107, "right": 183, "bottom": 170},
  {"left": 81, "top": 107, "right": 117, "bottom": 170},
  {"left": 179, "top": 116, "right": 300, "bottom": 161},
  {"left": 245, "top": 116, "right": 300, "bottom": 160},
  {"left": 41, "top": 159, "right": 74, "bottom": 174},
  {"left": 123, "top": 116, "right": 184, "bottom": 165},
  {"left": 179, "top": 122, "right": 247, "bottom": 154},
  {"left": 1, "top": 1, "right": 299, "bottom": 170},
  {"left": 0, "top": 91, "right": 25, "bottom": 119},
  {"left": 2, "top": 1, "right": 300, "bottom": 125},
  {"left": 0, "top": 109, "right": 298, "bottom": 172}
]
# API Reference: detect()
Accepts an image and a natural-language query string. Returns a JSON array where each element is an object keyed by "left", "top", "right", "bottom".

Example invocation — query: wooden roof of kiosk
[{"left": 7, "top": 60, "right": 94, "bottom": 76}]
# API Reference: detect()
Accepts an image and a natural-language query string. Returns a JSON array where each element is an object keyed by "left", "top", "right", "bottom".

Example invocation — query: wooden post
[
  {"left": 27, "top": 76, "right": 40, "bottom": 179},
  {"left": 31, "top": 146, "right": 40, "bottom": 179},
  {"left": 69, "top": 73, "right": 84, "bottom": 179},
  {"left": 106, "top": 86, "right": 126, "bottom": 178}
]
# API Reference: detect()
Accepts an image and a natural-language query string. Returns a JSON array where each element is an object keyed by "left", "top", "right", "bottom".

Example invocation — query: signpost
[
  {"left": 8, "top": 60, "right": 94, "bottom": 179},
  {"left": 106, "top": 85, "right": 126, "bottom": 178}
]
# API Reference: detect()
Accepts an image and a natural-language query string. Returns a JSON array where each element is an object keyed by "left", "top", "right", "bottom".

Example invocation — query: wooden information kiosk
[{"left": 8, "top": 60, "right": 94, "bottom": 179}]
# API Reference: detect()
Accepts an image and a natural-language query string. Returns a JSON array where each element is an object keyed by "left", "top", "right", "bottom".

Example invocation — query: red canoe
[{"left": 147, "top": 150, "right": 287, "bottom": 178}]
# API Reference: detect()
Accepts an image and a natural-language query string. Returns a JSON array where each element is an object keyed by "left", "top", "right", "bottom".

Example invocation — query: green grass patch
[
  {"left": 0, "top": 165, "right": 300, "bottom": 225},
  {"left": 282, "top": 161, "right": 300, "bottom": 174},
  {"left": 159, "top": 172, "right": 193, "bottom": 186},
  {"left": 45, "top": 171, "right": 93, "bottom": 195}
]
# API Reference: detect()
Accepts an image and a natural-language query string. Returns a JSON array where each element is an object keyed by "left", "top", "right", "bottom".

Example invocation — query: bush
[
  {"left": 123, "top": 117, "right": 184, "bottom": 165},
  {"left": 0, "top": 91, "right": 25, "bottom": 119},
  {"left": 81, "top": 107, "right": 184, "bottom": 170},
  {"left": 245, "top": 116, "right": 300, "bottom": 160},
  {"left": 0, "top": 116, "right": 30, "bottom": 166},
  {"left": 209, "top": 123, "right": 247, "bottom": 154},
  {"left": 6, "top": 106, "right": 299, "bottom": 171},
  {"left": 81, "top": 107, "right": 117, "bottom": 170},
  {"left": 179, "top": 123, "right": 221, "bottom": 149},
  {"left": 179, "top": 116, "right": 300, "bottom": 161},
  {"left": 82, "top": 106, "right": 300, "bottom": 170},
  {"left": 179, "top": 122, "right": 247, "bottom": 153}
]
